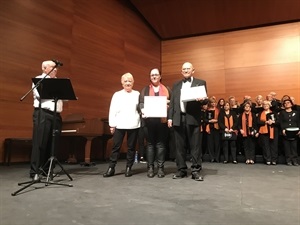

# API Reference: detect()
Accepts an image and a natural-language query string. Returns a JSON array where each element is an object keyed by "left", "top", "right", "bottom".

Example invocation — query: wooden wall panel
[
  {"left": 130, "top": 0, "right": 300, "bottom": 40},
  {"left": 162, "top": 22, "right": 300, "bottom": 104},
  {"left": 0, "top": 0, "right": 160, "bottom": 163}
]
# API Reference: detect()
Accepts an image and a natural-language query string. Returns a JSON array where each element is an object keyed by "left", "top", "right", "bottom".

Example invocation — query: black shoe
[
  {"left": 147, "top": 167, "right": 155, "bottom": 178},
  {"left": 139, "top": 157, "right": 147, "bottom": 164},
  {"left": 103, "top": 167, "right": 115, "bottom": 177},
  {"left": 125, "top": 167, "right": 132, "bottom": 177},
  {"left": 157, "top": 167, "right": 165, "bottom": 178},
  {"left": 191, "top": 172, "right": 204, "bottom": 181},
  {"left": 172, "top": 171, "right": 187, "bottom": 179},
  {"left": 29, "top": 174, "right": 40, "bottom": 181}
]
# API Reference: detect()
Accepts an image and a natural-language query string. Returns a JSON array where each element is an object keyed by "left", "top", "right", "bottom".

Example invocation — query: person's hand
[
  {"left": 210, "top": 119, "right": 218, "bottom": 123},
  {"left": 195, "top": 97, "right": 207, "bottom": 101},
  {"left": 168, "top": 120, "right": 173, "bottom": 128},
  {"left": 110, "top": 127, "right": 116, "bottom": 134}
]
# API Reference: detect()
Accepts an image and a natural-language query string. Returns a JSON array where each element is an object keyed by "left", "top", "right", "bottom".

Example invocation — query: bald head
[{"left": 181, "top": 62, "right": 195, "bottom": 79}]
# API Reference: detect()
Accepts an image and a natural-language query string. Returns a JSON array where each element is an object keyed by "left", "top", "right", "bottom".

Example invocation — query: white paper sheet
[
  {"left": 181, "top": 85, "right": 207, "bottom": 102},
  {"left": 144, "top": 96, "right": 167, "bottom": 118}
]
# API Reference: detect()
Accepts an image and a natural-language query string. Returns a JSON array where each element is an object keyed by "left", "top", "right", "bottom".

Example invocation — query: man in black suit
[{"left": 168, "top": 62, "right": 207, "bottom": 181}]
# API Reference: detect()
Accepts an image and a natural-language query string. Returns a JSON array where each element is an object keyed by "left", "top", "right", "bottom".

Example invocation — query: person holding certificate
[
  {"left": 139, "top": 68, "right": 171, "bottom": 178},
  {"left": 168, "top": 62, "right": 207, "bottom": 181}
]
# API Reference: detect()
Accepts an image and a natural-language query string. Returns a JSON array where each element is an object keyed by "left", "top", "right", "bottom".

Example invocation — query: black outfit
[
  {"left": 199, "top": 108, "right": 207, "bottom": 156},
  {"left": 206, "top": 109, "right": 221, "bottom": 162},
  {"left": 218, "top": 109, "right": 238, "bottom": 162},
  {"left": 257, "top": 111, "right": 279, "bottom": 164},
  {"left": 139, "top": 85, "right": 171, "bottom": 177},
  {"left": 30, "top": 108, "right": 62, "bottom": 177},
  {"left": 238, "top": 112, "right": 258, "bottom": 162},
  {"left": 271, "top": 99, "right": 281, "bottom": 113},
  {"left": 168, "top": 77, "right": 206, "bottom": 179},
  {"left": 109, "top": 128, "right": 139, "bottom": 168},
  {"left": 278, "top": 109, "right": 300, "bottom": 165}
]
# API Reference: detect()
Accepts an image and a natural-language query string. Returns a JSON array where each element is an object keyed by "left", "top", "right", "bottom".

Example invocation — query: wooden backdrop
[
  {"left": 0, "top": 0, "right": 160, "bottom": 163},
  {"left": 162, "top": 22, "right": 300, "bottom": 104},
  {"left": 1, "top": 1, "right": 300, "bottom": 164}
]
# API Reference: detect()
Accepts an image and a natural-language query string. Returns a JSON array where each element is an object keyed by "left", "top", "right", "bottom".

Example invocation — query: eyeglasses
[{"left": 150, "top": 74, "right": 160, "bottom": 77}]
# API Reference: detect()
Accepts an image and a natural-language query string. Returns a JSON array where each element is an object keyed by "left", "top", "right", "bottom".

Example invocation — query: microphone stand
[{"left": 12, "top": 64, "right": 73, "bottom": 196}]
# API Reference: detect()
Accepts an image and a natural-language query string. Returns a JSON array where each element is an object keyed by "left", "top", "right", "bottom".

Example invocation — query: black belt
[
  {"left": 181, "top": 112, "right": 186, "bottom": 116},
  {"left": 34, "top": 108, "right": 60, "bottom": 115}
]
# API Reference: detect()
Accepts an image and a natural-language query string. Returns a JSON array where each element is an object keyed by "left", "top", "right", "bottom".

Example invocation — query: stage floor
[{"left": 1, "top": 160, "right": 299, "bottom": 225}]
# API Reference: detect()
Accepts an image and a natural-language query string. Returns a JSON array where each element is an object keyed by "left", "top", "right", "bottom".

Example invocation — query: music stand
[{"left": 12, "top": 78, "right": 77, "bottom": 196}]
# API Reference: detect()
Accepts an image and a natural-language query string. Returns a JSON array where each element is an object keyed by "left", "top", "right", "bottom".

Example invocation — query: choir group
[{"left": 200, "top": 93, "right": 300, "bottom": 166}]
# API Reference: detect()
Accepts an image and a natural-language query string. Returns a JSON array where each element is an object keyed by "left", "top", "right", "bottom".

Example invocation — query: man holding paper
[
  {"left": 139, "top": 68, "right": 171, "bottom": 178},
  {"left": 168, "top": 62, "right": 207, "bottom": 181}
]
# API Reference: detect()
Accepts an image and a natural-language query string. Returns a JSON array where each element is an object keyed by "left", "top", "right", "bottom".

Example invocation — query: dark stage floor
[{"left": 0, "top": 160, "right": 299, "bottom": 225}]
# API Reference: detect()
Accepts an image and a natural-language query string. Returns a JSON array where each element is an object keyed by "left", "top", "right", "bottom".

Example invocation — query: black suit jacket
[{"left": 168, "top": 77, "right": 207, "bottom": 126}]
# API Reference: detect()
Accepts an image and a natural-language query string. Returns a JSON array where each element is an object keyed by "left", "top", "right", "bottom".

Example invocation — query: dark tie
[{"left": 183, "top": 77, "right": 191, "bottom": 83}]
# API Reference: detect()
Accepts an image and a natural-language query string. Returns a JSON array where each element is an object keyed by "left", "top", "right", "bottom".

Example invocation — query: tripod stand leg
[
  {"left": 54, "top": 158, "right": 73, "bottom": 181},
  {"left": 43, "top": 156, "right": 73, "bottom": 186},
  {"left": 11, "top": 175, "right": 41, "bottom": 196},
  {"left": 45, "top": 156, "right": 55, "bottom": 183}
]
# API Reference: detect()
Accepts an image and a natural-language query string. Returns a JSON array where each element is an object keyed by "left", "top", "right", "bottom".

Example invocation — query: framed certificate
[
  {"left": 181, "top": 85, "right": 207, "bottom": 102},
  {"left": 144, "top": 96, "right": 167, "bottom": 118}
]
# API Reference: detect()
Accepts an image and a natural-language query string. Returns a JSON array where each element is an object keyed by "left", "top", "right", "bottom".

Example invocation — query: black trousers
[
  {"left": 243, "top": 136, "right": 256, "bottom": 161},
  {"left": 137, "top": 126, "right": 146, "bottom": 159},
  {"left": 222, "top": 140, "right": 237, "bottom": 162},
  {"left": 173, "top": 114, "right": 202, "bottom": 172},
  {"left": 282, "top": 138, "right": 298, "bottom": 163},
  {"left": 144, "top": 119, "right": 168, "bottom": 168},
  {"left": 108, "top": 128, "right": 139, "bottom": 168},
  {"left": 259, "top": 134, "right": 277, "bottom": 163},
  {"left": 30, "top": 108, "right": 62, "bottom": 175},
  {"left": 207, "top": 128, "right": 221, "bottom": 162}
]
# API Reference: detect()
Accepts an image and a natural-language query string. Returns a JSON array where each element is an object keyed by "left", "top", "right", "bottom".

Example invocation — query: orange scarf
[
  {"left": 205, "top": 108, "right": 219, "bottom": 134},
  {"left": 149, "top": 84, "right": 169, "bottom": 98},
  {"left": 224, "top": 114, "right": 238, "bottom": 135},
  {"left": 241, "top": 112, "right": 252, "bottom": 137},
  {"left": 259, "top": 111, "right": 274, "bottom": 139},
  {"left": 225, "top": 115, "right": 233, "bottom": 129},
  {"left": 149, "top": 83, "right": 169, "bottom": 123}
]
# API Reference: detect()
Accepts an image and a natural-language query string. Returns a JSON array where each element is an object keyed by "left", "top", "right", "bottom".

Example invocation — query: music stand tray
[{"left": 32, "top": 78, "right": 77, "bottom": 100}]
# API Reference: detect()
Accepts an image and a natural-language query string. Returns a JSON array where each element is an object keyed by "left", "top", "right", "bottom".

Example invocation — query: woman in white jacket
[{"left": 103, "top": 73, "right": 141, "bottom": 177}]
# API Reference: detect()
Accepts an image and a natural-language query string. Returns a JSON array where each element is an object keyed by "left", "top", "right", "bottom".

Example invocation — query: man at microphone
[{"left": 29, "top": 60, "right": 63, "bottom": 179}]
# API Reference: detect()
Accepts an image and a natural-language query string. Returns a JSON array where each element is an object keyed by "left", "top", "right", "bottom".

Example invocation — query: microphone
[{"left": 52, "top": 59, "right": 63, "bottom": 67}]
